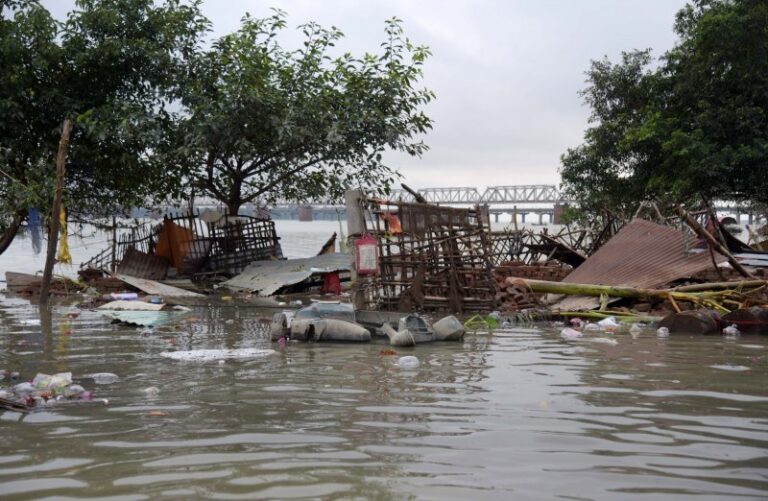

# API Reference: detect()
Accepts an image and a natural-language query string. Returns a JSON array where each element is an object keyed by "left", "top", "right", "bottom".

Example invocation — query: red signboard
[{"left": 354, "top": 234, "right": 379, "bottom": 274}]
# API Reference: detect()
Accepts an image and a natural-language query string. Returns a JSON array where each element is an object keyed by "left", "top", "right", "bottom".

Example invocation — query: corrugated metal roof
[
  {"left": 562, "top": 219, "right": 724, "bottom": 288},
  {"left": 552, "top": 219, "right": 726, "bottom": 311},
  {"left": 115, "top": 274, "right": 204, "bottom": 298},
  {"left": 222, "top": 253, "right": 352, "bottom": 295}
]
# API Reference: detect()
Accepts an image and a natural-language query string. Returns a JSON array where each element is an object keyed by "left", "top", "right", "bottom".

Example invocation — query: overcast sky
[{"left": 44, "top": 0, "right": 688, "bottom": 189}]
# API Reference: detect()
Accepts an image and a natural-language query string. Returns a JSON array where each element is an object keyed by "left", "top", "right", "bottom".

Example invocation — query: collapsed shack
[
  {"left": 81, "top": 210, "right": 283, "bottom": 284},
  {"left": 352, "top": 195, "right": 496, "bottom": 313},
  {"left": 487, "top": 228, "right": 586, "bottom": 268},
  {"left": 549, "top": 218, "right": 733, "bottom": 312},
  {"left": 507, "top": 216, "right": 768, "bottom": 333}
]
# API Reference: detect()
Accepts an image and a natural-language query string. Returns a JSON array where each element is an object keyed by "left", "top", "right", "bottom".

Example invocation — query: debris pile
[
  {"left": 81, "top": 209, "right": 283, "bottom": 281},
  {"left": 0, "top": 372, "right": 98, "bottom": 413},
  {"left": 494, "top": 277, "right": 541, "bottom": 312}
]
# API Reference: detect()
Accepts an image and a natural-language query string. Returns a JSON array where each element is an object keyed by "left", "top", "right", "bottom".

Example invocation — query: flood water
[{"left": 1, "top": 221, "right": 768, "bottom": 499}]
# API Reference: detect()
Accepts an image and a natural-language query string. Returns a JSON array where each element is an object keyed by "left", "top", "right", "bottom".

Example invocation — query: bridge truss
[{"left": 389, "top": 185, "right": 566, "bottom": 205}]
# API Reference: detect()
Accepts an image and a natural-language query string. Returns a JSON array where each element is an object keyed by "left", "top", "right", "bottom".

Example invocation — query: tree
[
  {"left": 560, "top": 50, "right": 662, "bottom": 221},
  {"left": 0, "top": 0, "right": 208, "bottom": 254},
  {"left": 173, "top": 10, "right": 434, "bottom": 214},
  {"left": 560, "top": 0, "right": 768, "bottom": 218}
]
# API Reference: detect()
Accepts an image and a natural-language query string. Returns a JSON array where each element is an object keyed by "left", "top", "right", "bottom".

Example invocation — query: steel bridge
[
  {"left": 172, "top": 186, "right": 762, "bottom": 224},
  {"left": 389, "top": 185, "right": 566, "bottom": 205}
]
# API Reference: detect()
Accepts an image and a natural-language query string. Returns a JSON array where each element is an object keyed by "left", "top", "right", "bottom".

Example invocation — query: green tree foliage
[
  {"left": 174, "top": 10, "right": 434, "bottom": 214},
  {"left": 561, "top": 0, "right": 768, "bottom": 219},
  {"left": 0, "top": 0, "right": 207, "bottom": 252}
]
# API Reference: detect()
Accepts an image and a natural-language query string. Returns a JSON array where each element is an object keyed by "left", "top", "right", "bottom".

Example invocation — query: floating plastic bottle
[
  {"left": 396, "top": 356, "right": 420, "bottom": 370},
  {"left": 560, "top": 327, "right": 583, "bottom": 339},
  {"left": 89, "top": 373, "right": 119, "bottom": 384}
]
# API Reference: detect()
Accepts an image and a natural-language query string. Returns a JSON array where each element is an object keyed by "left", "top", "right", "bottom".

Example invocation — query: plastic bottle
[{"left": 397, "top": 356, "right": 420, "bottom": 369}]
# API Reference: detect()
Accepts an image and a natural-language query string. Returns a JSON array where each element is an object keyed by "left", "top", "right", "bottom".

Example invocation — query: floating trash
[
  {"left": 142, "top": 386, "right": 160, "bottom": 396},
  {"left": 2, "top": 372, "right": 98, "bottom": 412},
  {"left": 87, "top": 373, "right": 120, "bottom": 385},
  {"left": 160, "top": 348, "right": 276, "bottom": 362},
  {"left": 560, "top": 327, "right": 583, "bottom": 339},
  {"left": 597, "top": 316, "right": 620, "bottom": 330},
  {"left": 710, "top": 364, "right": 750, "bottom": 372},
  {"left": 656, "top": 327, "right": 670, "bottom": 338},
  {"left": 396, "top": 356, "right": 420, "bottom": 370},
  {"left": 586, "top": 337, "right": 619, "bottom": 346}
]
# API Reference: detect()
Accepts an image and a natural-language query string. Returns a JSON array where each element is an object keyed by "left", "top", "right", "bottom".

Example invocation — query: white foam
[{"left": 160, "top": 348, "right": 276, "bottom": 362}]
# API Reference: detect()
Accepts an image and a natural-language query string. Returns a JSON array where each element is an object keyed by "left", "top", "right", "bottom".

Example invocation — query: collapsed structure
[
  {"left": 81, "top": 210, "right": 283, "bottom": 280},
  {"left": 7, "top": 185, "right": 768, "bottom": 337}
]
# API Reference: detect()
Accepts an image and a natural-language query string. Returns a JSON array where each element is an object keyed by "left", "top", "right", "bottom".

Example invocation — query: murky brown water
[
  {"left": 2, "top": 221, "right": 768, "bottom": 499},
  {"left": 1, "top": 294, "right": 767, "bottom": 500}
]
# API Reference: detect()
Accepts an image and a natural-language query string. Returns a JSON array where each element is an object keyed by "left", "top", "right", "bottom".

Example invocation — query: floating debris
[
  {"left": 396, "top": 356, "right": 420, "bottom": 370},
  {"left": 160, "top": 348, "right": 276, "bottom": 362}
]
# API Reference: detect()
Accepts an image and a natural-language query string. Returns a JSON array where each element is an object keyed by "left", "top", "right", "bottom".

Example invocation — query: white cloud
[{"left": 41, "top": 0, "right": 688, "bottom": 189}]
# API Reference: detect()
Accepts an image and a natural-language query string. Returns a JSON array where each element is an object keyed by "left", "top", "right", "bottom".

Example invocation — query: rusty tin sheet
[
  {"left": 562, "top": 219, "right": 724, "bottom": 288},
  {"left": 551, "top": 219, "right": 725, "bottom": 311}
]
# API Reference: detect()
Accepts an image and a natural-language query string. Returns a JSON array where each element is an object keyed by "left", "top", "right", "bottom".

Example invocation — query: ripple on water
[{"left": 1, "top": 291, "right": 768, "bottom": 499}]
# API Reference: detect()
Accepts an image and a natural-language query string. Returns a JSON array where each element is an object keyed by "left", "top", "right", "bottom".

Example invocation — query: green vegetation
[
  {"left": 0, "top": 0, "right": 207, "bottom": 252},
  {"left": 561, "top": 0, "right": 768, "bottom": 220},
  {"left": 0, "top": 1, "right": 433, "bottom": 251},
  {"left": 173, "top": 10, "right": 434, "bottom": 214}
]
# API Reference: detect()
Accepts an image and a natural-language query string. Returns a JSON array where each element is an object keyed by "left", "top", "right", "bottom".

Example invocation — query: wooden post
[
  {"left": 675, "top": 206, "right": 755, "bottom": 279},
  {"left": 512, "top": 205, "right": 519, "bottom": 232},
  {"left": 400, "top": 183, "right": 427, "bottom": 203},
  {"left": 110, "top": 215, "right": 117, "bottom": 272},
  {"left": 39, "top": 119, "right": 73, "bottom": 302}
]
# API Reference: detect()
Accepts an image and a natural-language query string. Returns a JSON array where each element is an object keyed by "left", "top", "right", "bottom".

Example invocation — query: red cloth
[{"left": 322, "top": 272, "right": 341, "bottom": 295}]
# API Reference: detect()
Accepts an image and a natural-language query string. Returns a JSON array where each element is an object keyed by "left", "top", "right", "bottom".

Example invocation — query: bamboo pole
[
  {"left": 40, "top": 119, "right": 73, "bottom": 302},
  {"left": 517, "top": 278, "right": 756, "bottom": 310},
  {"left": 674, "top": 206, "right": 755, "bottom": 279},
  {"left": 671, "top": 280, "right": 767, "bottom": 292},
  {"left": 519, "top": 278, "right": 671, "bottom": 300},
  {"left": 400, "top": 183, "right": 427, "bottom": 203}
]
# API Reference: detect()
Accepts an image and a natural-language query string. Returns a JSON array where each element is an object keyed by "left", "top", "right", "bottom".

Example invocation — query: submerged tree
[
  {"left": 0, "top": 0, "right": 208, "bottom": 254},
  {"left": 561, "top": 0, "right": 768, "bottom": 218},
  {"left": 174, "top": 10, "right": 434, "bottom": 214}
]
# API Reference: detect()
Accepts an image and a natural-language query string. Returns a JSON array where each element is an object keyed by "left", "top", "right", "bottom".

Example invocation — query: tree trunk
[
  {"left": 0, "top": 213, "right": 24, "bottom": 256},
  {"left": 226, "top": 200, "right": 242, "bottom": 216},
  {"left": 40, "top": 119, "right": 73, "bottom": 303}
]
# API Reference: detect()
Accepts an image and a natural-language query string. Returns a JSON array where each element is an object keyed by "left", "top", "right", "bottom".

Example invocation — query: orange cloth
[
  {"left": 380, "top": 211, "right": 402, "bottom": 234},
  {"left": 155, "top": 219, "right": 194, "bottom": 270}
]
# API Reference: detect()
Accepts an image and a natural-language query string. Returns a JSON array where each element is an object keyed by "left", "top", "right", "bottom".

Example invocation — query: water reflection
[{"left": 0, "top": 299, "right": 767, "bottom": 499}]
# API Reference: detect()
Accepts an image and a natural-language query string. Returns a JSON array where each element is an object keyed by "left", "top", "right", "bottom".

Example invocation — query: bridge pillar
[
  {"left": 553, "top": 203, "right": 569, "bottom": 225},
  {"left": 493, "top": 213, "right": 499, "bottom": 223},
  {"left": 298, "top": 205, "right": 313, "bottom": 222},
  {"left": 538, "top": 213, "right": 543, "bottom": 225},
  {"left": 521, "top": 213, "right": 526, "bottom": 224}
]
